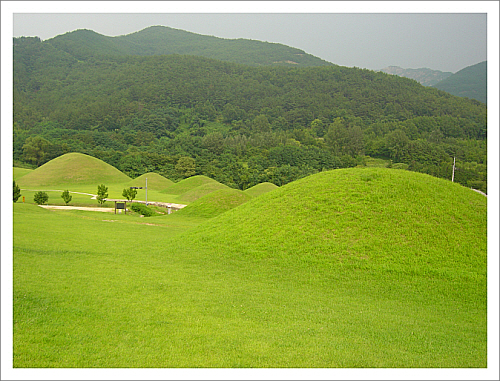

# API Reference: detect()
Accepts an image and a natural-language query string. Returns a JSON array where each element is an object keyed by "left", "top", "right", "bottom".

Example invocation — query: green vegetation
[
  {"left": 13, "top": 167, "right": 487, "bottom": 367},
  {"left": 13, "top": 181, "right": 22, "bottom": 202},
  {"left": 33, "top": 191, "right": 48, "bottom": 205},
  {"left": 433, "top": 61, "right": 487, "bottom": 104},
  {"left": 61, "top": 190, "right": 72, "bottom": 205},
  {"left": 13, "top": 33, "right": 487, "bottom": 193}
]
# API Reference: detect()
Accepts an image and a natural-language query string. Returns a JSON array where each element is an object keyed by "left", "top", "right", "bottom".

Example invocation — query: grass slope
[
  {"left": 244, "top": 182, "right": 279, "bottom": 197},
  {"left": 13, "top": 167, "right": 487, "bottom": 367},
  {"left": 16, "top": 153, "right": 131, "bottom": 188},
  {"left": 13, "top": 167, "right": 33, "bottom": 181},
  {"left": 177, "top": 188, "right": 252, "bottom": 219},
  {"left": 128, "top": 172, "right": 174, "bottom": 191}
]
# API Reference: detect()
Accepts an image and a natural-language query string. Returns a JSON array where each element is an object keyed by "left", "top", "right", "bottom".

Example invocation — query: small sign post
[{"left": 115, "top": 201, "right": 127, "bottom": 214}]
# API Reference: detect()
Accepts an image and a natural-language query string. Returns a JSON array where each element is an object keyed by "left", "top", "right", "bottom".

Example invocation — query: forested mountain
[
  {"left": 43, "top": 26, "right": 332, "bottom": 67},
  {"left": 13, "top": 31, "right": 487, "bottom": 193},
  {"left": 379, "top": 66, "right": 453, "bottom": 86},
  {"left": 432, "top": 61, "right": 487, "bottom": 104}
]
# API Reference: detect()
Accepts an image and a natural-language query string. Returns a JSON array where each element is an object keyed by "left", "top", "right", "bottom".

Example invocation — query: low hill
[
  {"left": 244, "top": 182, "right": 279, "bottom": 197},
  {"left": 176, "top": 188, "right": 252, "bottom": 218},
  {"left": 379, "top": 66, "right": 452, "bottom": 86},
  {"left": 128, "top": 172, "right": 174, "bottom": 190},
  {"left": 432, "top": 61, "right": 487, "bottom": 103},
  {"left": 16, "top": 152, "right": 131, "bottom": 188},
  {"left": 45, "top": 26, "right": 332, "bottom": 67}
]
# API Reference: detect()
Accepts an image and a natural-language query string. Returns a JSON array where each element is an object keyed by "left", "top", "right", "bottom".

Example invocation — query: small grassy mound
[
  {"left": 128, "top": 172, "right": 174, "bottom": 190},
  {"left": 16, "top": 153, "right": 131, "bottom": 187},
  {"left": 176, "top": 188, "right": 252, "bottom": 218},
  {"left": 162, "top": 175, "right": 221, "bottom": 195},
  {"left": 178, "top": 182, "right": 229, "bottom": 203},
  {"left": 244, "top": 182, "right": 279, "bottom": 197}
]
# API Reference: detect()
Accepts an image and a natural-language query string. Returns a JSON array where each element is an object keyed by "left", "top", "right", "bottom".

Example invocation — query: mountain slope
[
  {"left": 432, "top": 61, "right": 487, "bottom": 103},
  {"left": 45, "top": 26, "right": 332, "bottom": 67},
  {"left": 379, "top": 66, "right": 452, "bottom": 86}
]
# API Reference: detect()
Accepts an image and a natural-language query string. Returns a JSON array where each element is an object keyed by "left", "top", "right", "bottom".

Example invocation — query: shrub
[
  {"left": 13, "top": 181, "right": 21, "bottom": 202},
  {"left": 34, "top": 191, "right": 48, "bottom": 205},
  {"left": 130, "top": 203, "right": 155, "bottom": 217}
]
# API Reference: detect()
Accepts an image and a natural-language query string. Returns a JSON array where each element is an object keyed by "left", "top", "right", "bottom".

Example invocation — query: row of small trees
[{"left": 14, "top": 181, "right": 139, "bottom": 206}]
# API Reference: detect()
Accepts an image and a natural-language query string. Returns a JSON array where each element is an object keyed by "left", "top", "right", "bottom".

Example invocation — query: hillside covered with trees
[
  {"left": 432, "top": 61, "right": 487, "bottom": 104},
  {"left": 13, "top": 30, "right": 487, "bottom": 193}
]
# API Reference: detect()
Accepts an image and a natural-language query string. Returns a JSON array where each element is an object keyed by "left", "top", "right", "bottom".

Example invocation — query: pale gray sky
[{"left": 8, "top": 3, "right": 491, "bottom": 73}]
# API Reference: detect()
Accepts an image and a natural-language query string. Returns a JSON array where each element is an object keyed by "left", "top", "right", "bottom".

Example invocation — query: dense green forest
[{"left": 13, "top": 33, "right": 487, "bottom": 193}]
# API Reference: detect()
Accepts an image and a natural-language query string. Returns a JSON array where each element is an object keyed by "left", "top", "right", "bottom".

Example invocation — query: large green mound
[
  {"left": 183, "top": 167, "right": 486, "bottom": 274},
  {"left": 244, "top": 182, "right": 279, "bottom": 197},
  {"left": 176, "top": 188, "right": 252, "bottom": 219},
  {"left": 128, "top": 172, "right": 174, "bottom": 190},
  {"left": 16, "top": 153, "right": 131, "bottom": 188}
]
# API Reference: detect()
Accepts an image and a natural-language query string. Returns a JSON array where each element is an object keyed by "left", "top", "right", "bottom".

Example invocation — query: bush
[
  {"left": 130, "top": 203, "right": 155, "bottom": 217},
  {"left": 34, "top": 191, "right": 49, "bottom": 205}
]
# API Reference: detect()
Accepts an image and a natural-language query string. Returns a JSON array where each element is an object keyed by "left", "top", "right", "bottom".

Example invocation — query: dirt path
[{"left": 39, "top": 205, "right": 114, "bottom": 212}]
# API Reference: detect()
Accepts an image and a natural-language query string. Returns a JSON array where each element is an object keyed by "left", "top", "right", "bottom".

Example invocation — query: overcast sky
[{"left": 6, "top": 2, "right": 493, "bottom": 73}]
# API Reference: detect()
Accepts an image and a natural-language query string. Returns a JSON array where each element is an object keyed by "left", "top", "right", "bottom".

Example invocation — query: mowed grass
[{"left": 13, "top": 168, "right": 487, "bottom": 368}]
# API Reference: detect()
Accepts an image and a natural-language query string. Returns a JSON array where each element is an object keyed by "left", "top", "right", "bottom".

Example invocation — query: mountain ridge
[{"left": 43, "top": 26, "right": 332, "bottom": 67}]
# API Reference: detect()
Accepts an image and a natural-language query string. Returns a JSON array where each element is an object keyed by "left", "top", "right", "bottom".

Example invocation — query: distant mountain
[
  {"left": 44, "top": 26, "right": 332, "bottom": 67},
  {"left": 432, "top": 61, "right": 486, "bottom": 104},
  {"left": 379, "top": 66, "right": 453, "bottom": 86}
]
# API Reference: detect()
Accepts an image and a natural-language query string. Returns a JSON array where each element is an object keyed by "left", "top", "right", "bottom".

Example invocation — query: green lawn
[{"left": 12, "top": 168, "right": 488, "bottom": 368}]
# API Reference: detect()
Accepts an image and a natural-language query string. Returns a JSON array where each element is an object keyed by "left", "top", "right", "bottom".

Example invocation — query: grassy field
[{"left": 12, "top": 166, "right": 488, "bottom": 368}]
